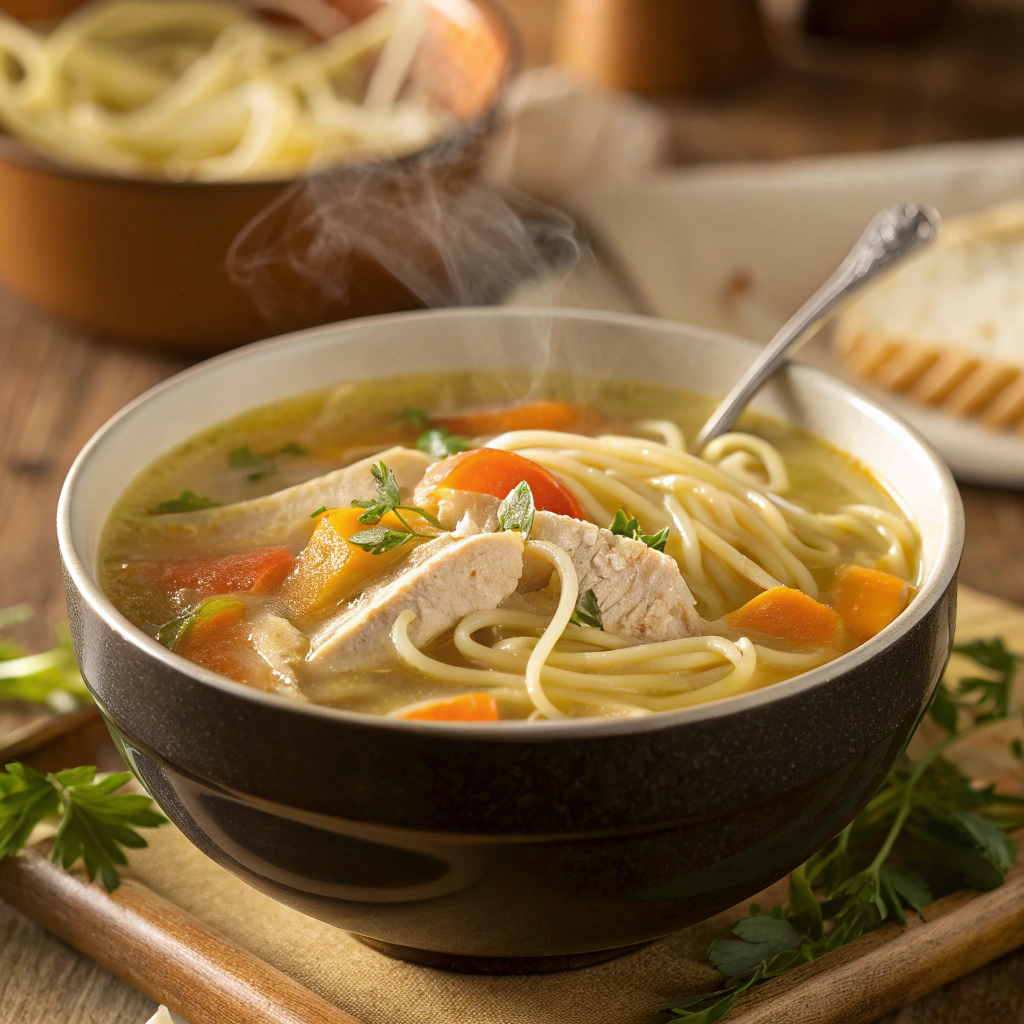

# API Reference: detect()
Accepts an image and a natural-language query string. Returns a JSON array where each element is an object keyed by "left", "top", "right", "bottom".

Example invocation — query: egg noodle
[
  {"left": 389, "top": 427, "right": 917, "bottom": 719},
  {"left": 0, "top": 0, "right": 439, "bottom": 180}
]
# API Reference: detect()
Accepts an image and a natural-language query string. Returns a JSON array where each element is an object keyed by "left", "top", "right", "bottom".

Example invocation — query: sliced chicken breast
[
  {"left": 437, "top": 488, "right": 705, "bottom": 641},
  {"left": 139, "top": 447, "right": 431, "bottom": 554},
  {"left": 309, "top": 531, "right": 526, "bottom": 671}
]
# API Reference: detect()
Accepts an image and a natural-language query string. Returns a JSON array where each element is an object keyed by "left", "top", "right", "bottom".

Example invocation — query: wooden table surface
[{"left": 5, "top": 4, "right": 1024, "bottom": 1023}]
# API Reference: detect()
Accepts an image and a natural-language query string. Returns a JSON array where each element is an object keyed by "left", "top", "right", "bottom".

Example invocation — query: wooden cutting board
[{"left": 1, "top": 585, "right": 1024, "bottom": 1024}]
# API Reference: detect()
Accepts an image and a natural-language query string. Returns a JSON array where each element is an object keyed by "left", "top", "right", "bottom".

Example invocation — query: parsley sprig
[
  {"left": 0, "top": 606, "right": 90, "bottom": 707},
  {"left": 663, "top": 639, "right": 1024, "bottom": 1022},
  {"left": 228, "top": 441, "right": 308, "bottom": 482},
  {"left": 570, "top": 589, "right": 602, "bottom": 629},
  {"left": 497, "top": 481, "right": 535, "bottom": 539},
  {"left": 0, "top": 762, "right": 168, "bottom": 891},
  {"left": 610, "top": 509, "right": 670, "bottom": 552},
  {"left": 348, "top": 461, "right": 443, "bottom": 555},
  {"left": 147, "top": 490, "right": 221, "bottom": 515}
]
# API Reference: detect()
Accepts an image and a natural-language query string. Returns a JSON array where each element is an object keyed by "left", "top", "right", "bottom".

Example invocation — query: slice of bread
[{"left": 834, "top": 201, "right": 1024, "bottom": 431}]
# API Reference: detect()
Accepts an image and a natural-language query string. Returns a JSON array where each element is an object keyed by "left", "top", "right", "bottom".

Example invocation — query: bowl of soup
[
  {"left": 0, "top": 0, "right": 517, "bottom": 351},
  {"left": 57, "top": 307, "right": 962, "bottom": 972}
]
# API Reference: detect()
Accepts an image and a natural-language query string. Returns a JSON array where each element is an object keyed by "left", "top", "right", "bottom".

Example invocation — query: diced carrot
[
  {"left": 434, "top": 401, "right": 586, "bottom": 437},
  {"left": 832, "top": 565, "right": 911, "bottom": 641},
  {"left": 281, "top": 507, "right": 412, "bottom": 620},
  {"left": 401, "top": 693, "right": 500, "bottom": 722},
  {"left": 416, "top": 448, "right": 586, "bottom": 519},
  {"left": 728, "top": 586, "right": 845, "bottom": 648},
  {"left": 133, "top": 547, "right": 296, "bottom": 597}
]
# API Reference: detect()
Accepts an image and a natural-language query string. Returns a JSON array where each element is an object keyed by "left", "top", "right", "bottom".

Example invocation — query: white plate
[{"left": 570, "top": 140, "right": 1024, "bottom": 487}]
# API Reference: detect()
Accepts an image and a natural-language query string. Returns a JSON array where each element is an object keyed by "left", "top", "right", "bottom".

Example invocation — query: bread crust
[{"left": 833, "top": 201, "right": 1024, "bottom": 433}]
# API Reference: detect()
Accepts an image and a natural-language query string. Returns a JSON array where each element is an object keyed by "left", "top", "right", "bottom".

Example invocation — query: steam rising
[{"left": 226, "top": 136, "right": 582, "bottom": 324}]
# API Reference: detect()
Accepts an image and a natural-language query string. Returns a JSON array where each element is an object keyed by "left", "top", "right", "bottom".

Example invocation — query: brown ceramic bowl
[{"left": 0, "top": 0, "right": 518, "bottom": 352}]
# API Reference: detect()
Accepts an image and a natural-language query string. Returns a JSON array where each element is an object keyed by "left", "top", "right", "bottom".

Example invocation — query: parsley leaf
[
  {"left": 147, "top": 490, "right": 221, "bottom": 515},
  {"left": 347, "top": 461, "right": 444, "bottom": 554},
  {"left": 278, "top": 441, "right": 308, "bottom": 457},
  {"left": 310, "top": 505, "right": 328, "bottom": 519},
  {"left": 227, "top": 445, "right": 262, "bottom": 469},
  {"left": 663, "top": 637, "right": 1024, "bottom": 1022},
  {"left": 227, "top": 441, "right": 306, "bottom": 482},
  {"left": 0, "top": 762, "right": 167, "bottom": 892},
  {"left": 609, "top": 509, "right": 670, "bottom": 552},
  {"left": 417, "top": 428, "right": 471, "bottom": 460},
  {"left": 347, "top": 527, "right": 417, "bottom": 555},
  {"left": 569, "top": 589, "right": 602, "bottom": 629},
  {"left": 400, "top": 407, "right": 431, "bottom": 429},
  {"left": 497, "top": 481, "right": 535, "bottom": 539},
  {"left": 0, "top": 612, "right": 90, "bottom": 706}
]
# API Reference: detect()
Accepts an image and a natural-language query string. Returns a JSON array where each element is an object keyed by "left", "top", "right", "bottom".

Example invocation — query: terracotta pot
[
  {"left": 554, "top": 0, "right": 769, "bottom": 95},
  {"left": 0, "top": 0, "right": 519, "bottom": 352}
]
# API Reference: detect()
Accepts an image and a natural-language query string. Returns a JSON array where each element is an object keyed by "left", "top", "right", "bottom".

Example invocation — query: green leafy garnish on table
[
  {"left": 0, "top": 606, "right": 89, "bottom": 706},
  {"left": 0, "top": 762, "right": 167, "bottom": 891},
  {"left": 663, "top": 638, "right": 1024, "bottom": 1022},
  {"left": 147, "top": 490, "right": 222, "bottom": 515},
  {"left": 610, "top": 508, "right": 670, "bottom": 552},
  {"left": 348, "top": 461, "right": 443, "bottom": 554}
]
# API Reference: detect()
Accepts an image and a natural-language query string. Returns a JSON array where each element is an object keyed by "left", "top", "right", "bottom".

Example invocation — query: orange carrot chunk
[
  {"left": 134, "top": 547, "right": 296, "bottom": 597},
  {"left": 434, "top": 401, "right": 585, "bottom": 437},
  {"left": 728, "top": 586, "right": 845, "bottom": 647},
  {"left": 158, "top": 596, "right": 249, "bottom": 681},
  {"left": 833, "top": 565, "right": 910, "bottom": 641},
  {"left": 401, "top": 693, "right": 500, "bottom": 722},
  {"left": 417, "top": 448, "right": 586, "bottom": 520}
]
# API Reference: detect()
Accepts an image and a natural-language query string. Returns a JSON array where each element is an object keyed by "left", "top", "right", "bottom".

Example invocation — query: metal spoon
[{"left": 690, "top": 202, "right": 941, "bottom": 454}]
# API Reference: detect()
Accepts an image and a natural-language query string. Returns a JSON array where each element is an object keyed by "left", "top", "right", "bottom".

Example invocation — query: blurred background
[{"left": 4, "top": 0, "right": 1024, "bottom": 640}]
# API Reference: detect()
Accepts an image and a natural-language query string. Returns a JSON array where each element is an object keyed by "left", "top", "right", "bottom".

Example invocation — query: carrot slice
[
  {"left": 401, "top": 693, "right": 500, "bottom": 722},
  {"left": 416, "top": 448, "right": 586, "bottom": 519},
  {"left": 728, "top": 586, "right": 845, "bottom": 647},
  {"left": 833, "top": 565, "right": 910, "bottom": 641},
  {"left": 133, "top": 547, "right": 296, "bottom": 597},
  {"left": 434, "top": 401, "right": 585, "bottom": 437}
]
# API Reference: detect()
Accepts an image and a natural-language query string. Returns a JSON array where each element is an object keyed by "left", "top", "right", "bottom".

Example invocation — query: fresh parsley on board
[
  {"left": 663, "top": 639, "right": 1024, "bottom": 1023},
  {"left": 0, "top": 605, "right": 89, "bottom": 706},
  {"left": 0, "top": 763, "right": 167, "bottom": 891}
]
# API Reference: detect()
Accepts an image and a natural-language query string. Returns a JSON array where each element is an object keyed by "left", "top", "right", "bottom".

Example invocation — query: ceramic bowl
[
  {"left": 0, "top": 0, "right": 517, "bottom": 352},
  {"left": 58, "top": 308, "right": 963, "bottom": 973}
]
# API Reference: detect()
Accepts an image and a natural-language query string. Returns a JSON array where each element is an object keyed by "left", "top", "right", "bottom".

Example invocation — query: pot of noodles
[
  {"left": 57, "top": 307, "right": 962, "bottom": 970},
  {"left": 0, "top": 0, "right": 516, "bottom": 349}
]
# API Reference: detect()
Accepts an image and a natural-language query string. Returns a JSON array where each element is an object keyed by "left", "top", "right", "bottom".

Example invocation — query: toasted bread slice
[{"left": 834, "top": 201, "right": 1024, "bottom": 432}]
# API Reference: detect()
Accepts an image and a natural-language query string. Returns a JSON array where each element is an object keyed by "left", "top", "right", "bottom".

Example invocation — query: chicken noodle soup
[{"left": 99, "top": 372, "right": 920, "bottom": 721}]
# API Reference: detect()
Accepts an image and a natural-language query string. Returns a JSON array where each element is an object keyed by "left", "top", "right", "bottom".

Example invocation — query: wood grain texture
[
  {"left": 3, "top": 3, "right": 1024, "bottom": 1021},
  {"left": 0, "top": 849, "right": 365, "bottom": 1024}
]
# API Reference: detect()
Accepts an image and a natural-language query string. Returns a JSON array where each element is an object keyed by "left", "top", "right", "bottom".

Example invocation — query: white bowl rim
[{"left": 57, "top": 306, "right": 964, "bottom": 742}]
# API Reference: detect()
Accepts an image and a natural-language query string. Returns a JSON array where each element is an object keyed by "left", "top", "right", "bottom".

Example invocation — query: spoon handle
[{"left": 691, "top": 201, "right": 941, "bottom": 453}]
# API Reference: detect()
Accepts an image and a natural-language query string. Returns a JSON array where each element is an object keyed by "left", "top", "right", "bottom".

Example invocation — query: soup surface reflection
[{"left": 99, "top": 372, "right": 920, "bottom": 721}]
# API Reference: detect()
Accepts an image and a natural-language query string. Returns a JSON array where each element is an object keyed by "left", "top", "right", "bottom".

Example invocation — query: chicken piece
[
  {"left": 309, "top": 532, "right": 526, "bottom": 671},
  {"left": 437, "top": 490, "right": 501, "bottom": 537},
  {"left": 525, "top": 512, "right": 705, "bottom": 641},
  {"left": 140, "top": 448, "right": 431, "bottom": 554},
  {"left": 247, "top": 613, "right": 310, "bottom": 697}
]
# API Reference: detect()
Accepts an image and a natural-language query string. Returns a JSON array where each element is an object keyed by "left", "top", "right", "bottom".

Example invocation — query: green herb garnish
[
  {"left": 156, "top": 597, "right": 245, "bottom": 651},
  {"left": 569, "top": 589, "right": 602, "bottom": 629},
  {"left": 416, "top": 428, "right": 471, "bottom": 460},
  {"left": 663, "top": 639, "right": 1024, "bottom": 1021},
  {"left": 228, "top": 441, "right": 307, "bottom": 482},
  {"left": 310, "top": 505, "right": 328, "bottom": 519},
  {"left": 0, "top": 762, "right": 168, "bottom": 892},
  {"left": 347, "top": 461, "right": 443, "bottom": 554},
  {"left": 497, "top": 481, "right": 535, "bottom": 540},
  {"left": 147, "top": 490, "right": 222, "bottom": 515},
  {"left": 400, "top": 407, "right": 431, "bottom": 429},
  {"left": 0, "top": 608, "right": 90, "bottom": 706},
  {"left": 609, "top": 509, "right": 670, "bottom": 552}
]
